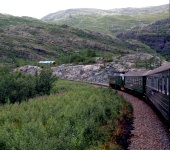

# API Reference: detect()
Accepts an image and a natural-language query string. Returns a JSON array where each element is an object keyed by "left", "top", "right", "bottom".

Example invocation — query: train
[{"left": 109, "top": 62, "right": 170, "bottom": 126}]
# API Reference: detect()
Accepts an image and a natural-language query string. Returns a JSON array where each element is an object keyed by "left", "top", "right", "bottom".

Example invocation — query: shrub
[
  {"left": 0, "top": 80, "right": 132, "bottom": 149},
  {"left": 36, "top": 68, "right": 56, "bottom": 95},
  {"left": 0, "top": 68, "right": 57, "bottom": 104}
]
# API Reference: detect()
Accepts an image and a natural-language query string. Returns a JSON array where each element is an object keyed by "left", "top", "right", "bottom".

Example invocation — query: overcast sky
[{"left": 0, "top": 0, "right": 169, "bottom": 19}]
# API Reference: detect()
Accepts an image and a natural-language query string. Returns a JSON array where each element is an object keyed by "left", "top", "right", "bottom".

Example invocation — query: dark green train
[
  {"left": 109, "top": 63, "right": 170, "bottom": 126},
  {"left": 109, "top": 72, "right": 124, "bottom": 90},
  {"left": 124, "top": 71, "right": 147, "bottom": 95},
  {"left": 146, "top": 63, "right": 170, "bottom": 125}
]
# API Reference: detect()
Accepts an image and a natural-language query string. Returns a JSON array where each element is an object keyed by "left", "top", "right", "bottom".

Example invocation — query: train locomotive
[{"left": 109, "top": 62, "right": 170, "bottom": 125}]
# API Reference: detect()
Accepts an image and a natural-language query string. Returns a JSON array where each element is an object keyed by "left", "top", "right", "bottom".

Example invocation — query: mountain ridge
[
  {"left": 0, "top": 13, "right": 134, "bottom": 66},
  {"left": 0, "top": 4, "right": 169, "bottom": 67},
  {"left": 41, "top": 4, "right": 169, "bottom": 36},
  {"left": 42, "top": 4, "right": 169, "bottom": 21}
]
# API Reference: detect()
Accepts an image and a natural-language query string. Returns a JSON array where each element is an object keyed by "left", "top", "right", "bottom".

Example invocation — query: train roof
[
  {"left": 146, "top": 62, "right": 170, "bottom": 75},
  {"left": 124, "top": 70, "right": 148, "bottom": 76}
]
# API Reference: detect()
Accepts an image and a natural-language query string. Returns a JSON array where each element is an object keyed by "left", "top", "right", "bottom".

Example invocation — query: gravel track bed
[{"left": 118, "top": 91, "right": 170, "bottom": 150}]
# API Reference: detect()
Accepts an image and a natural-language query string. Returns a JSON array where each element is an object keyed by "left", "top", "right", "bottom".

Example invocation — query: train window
[
  {"left": 135, "top": 78, "right": 137, "bottom": 84},
  {"left": 139, "top": 79, "right": 141, "bottom": 85},
  {"left": 149, "top": 77, "right": 152, "bottom": 87},
  {"left": 147, "top": 78, "right": 149, "bottom": 86},
  {"left": 162, "top": 77, "right": 165, "bottom": 94},
  {"left": 164, "top": 77, "right": 167, "bottom": 95},
  {"left": 159, "top": 78, "right": 162, "bottom": 92},
  {"left": 133, "top": 78, "right": 135, "bottom": 84},
  {"left": 135, "top": 77, "right": 137, "bottom": 84},
  {"left": 126, "top": 77, "right": 129, "bottom": 84},
  {"left": 158, "top": 78, "right": 159, "bottom": 91},
  {"left": 137, "top": 78, "right": 139, "bottom": 85},
  {"left": 155, "top": 77, "right": 157, "bottom": 90},
  {"left": 151, "top": 77, "right": 154, "bottom": 88},
  {"left": 147, "top": 77, "right": 150, "bottom": 87},
  {"left": 149, "top": 78, "right": 151, "bottom": 87},
  {"left": 167, "top": 77, "right": 169, "bottom": 95}
]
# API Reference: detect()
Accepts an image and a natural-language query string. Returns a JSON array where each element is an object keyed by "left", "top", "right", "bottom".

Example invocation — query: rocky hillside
[
  {"left": 16, "top": 53, "right": 166, "bottom": 84},
  {"left": 0, "top": 13, "right": 133, "bottom": 66},
  {"left": 42, "top": 4, "right": 169, "bottom": 35},
  {"left": 14, "top": 63, "right": 130, "bottom": 84},
  {"left": 110, "top": 4, "right": 169, "bottom": 15},
  {"left": 0, "top": 4, "right": 169, "bottom": 67},
  {"left": 42, "top": 4, "right": 169, "bottom": 21},
  {"left": 117, "top": 18, "right": 170, "bottom": 60}
]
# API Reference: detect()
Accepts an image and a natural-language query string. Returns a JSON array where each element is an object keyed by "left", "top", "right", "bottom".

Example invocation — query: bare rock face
[
  {"left": 15, "top": 64, "right": 116, "bottom": 83},
  {"left": 52, "top": 64, "right": 117, "bottom": 83},
  {"left": 15, "top": 65, "right": 42, "bottom": 75},
  {"left": 15, "top": 59, "right": 148, "bottom": 84},
  {"left": 51, "top": 62, "right": 149, "bottom": 84}
]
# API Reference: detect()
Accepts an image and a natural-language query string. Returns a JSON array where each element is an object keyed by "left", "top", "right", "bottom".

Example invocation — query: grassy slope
[
  {"left": 0, "top": 80, "right": 132, "bottom": 149},
  {"left": 41, "top": 7, "right": 169, "bottom": 60},
  {"left": 47, "top": 12, "right": 169, "bottom": 35},
  {"left": 1, "top": 11, "right": 168, "bottom": 66},
  {"left": 0, "top": 14, "right": 133, "bottom": 66}
]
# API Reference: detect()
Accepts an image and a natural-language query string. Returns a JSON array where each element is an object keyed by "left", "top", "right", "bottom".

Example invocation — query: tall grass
[{"left": 0, "top": 80, "right": 132, "bottom": 149}]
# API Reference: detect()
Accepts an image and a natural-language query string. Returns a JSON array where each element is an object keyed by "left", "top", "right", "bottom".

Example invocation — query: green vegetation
[
  {"left": 134, "top": 56, "right": 163, "bottom": 69},
  {"left": 45, "top": 12, "right": 169, "bottom": 35},
  {"left": 0, "top": 13, "right": 131, "bottom": 67},
  {"left": 119, "top": 17, "right": 170, "bottom": 61},
  {"left": 0, "top": 67, "right": 57, "bottom": 104},
  {"left": 0, "top": 80, "right": 132, "bottom": 149},
  {"left": 41, "top": 6, "right": 170, "bottom": 60},
  {"left": 0, "top": 7, "right": 169, "bottom": 66}
]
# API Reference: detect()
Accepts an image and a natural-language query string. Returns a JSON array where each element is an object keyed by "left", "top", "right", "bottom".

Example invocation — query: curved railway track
[{"left": 90, "top": 82, "right": 170, "bottom": 150}]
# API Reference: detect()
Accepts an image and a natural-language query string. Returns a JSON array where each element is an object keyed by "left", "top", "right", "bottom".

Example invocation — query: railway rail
[{"left": 90, "top": 82, "right": 170, "bottom": 150}]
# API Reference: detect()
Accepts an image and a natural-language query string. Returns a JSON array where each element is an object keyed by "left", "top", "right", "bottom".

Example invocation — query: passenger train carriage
[
  {"left": 109, "top": 62, "right": 170, "bottom": 125},
  {"left": 146, "top": 63, "right": 170, "bottom": 123},
  {"left": 124, "top": 71, "right": 147, "bottom": 94}
]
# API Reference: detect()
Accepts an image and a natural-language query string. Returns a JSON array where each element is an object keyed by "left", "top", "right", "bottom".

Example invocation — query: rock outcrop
[
  {"left": 16, "top": 53, "right": 167, "bottom": 84},
  {"left": 15, "top": 63, "right": 140, "bottom": 84},
  {"left": 52, "top": 64, "right": 117, "bottom": 83},
  {"left": 14, "top": 65, "right": 42, "bottom": 75}
]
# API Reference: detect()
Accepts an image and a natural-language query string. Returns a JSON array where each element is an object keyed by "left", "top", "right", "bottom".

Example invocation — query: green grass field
[{"left": 0, "top": 80, "right": 132, "bottom": 149}]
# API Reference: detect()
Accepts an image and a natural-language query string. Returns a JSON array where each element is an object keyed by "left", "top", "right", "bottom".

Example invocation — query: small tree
[
  {"left": 8, "top": 72, "right": 36, "bottom": 103},
  {"left": 36, "top": 68, "right": 57, "bottom": 95}
]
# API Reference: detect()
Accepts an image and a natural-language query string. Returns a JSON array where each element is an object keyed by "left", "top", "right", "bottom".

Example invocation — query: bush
[
  {"left": 0, "top": 80, "right": 132, "bottom": 149},
  {"left": 86, "top": 49, "right": 96, "bottom": 57},
  {"left": 36, "top": 68, "right": 56, "bottom": 95},
  {"left": 0, "top": 67, "right": 57, "bottom": 104},
  {"left": 70, "top": 53, "right": 86, "bottom": 64}
]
